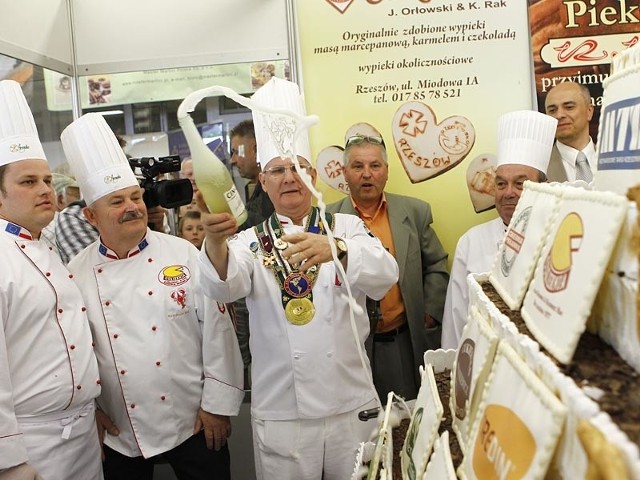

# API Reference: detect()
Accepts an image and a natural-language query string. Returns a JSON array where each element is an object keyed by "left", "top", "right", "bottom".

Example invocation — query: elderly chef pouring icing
[{"left": 197, "top": 77, "right": 399, "bottom": 480}]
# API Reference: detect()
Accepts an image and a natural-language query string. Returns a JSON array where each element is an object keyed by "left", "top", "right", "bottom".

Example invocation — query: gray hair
[{"left": 343, "top": 141, "right": 388, "bottom": 167}]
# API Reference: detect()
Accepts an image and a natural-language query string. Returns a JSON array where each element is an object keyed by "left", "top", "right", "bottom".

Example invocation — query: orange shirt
[{"left": 353, "top": 195, "right": 406, "bottom": 332}]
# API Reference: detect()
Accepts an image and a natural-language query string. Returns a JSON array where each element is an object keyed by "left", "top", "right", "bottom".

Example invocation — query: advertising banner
[
  {"left": 529, "top": 0, "right": 640, "bottom": 140},
  {"left": 296, "top": 0, "right": 534, "bottom": 254},
  {"left": 43, "top": 61, "right": 288, "bottom": 112}
]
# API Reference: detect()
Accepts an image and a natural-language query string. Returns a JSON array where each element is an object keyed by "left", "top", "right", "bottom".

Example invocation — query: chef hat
[
  {"left": 51, "top": 172, "right": 78, "bottom": 195},
  {"left": 251, "top": 77, "right": 311, "bottom": 170},
  {"left": 61, "top": 113, "right": 138, "bottom": 205},
  {"left": 0, "top": 80, "right": 47, "bottom": 166},
  {"left": 496, "top": 110, "right": 557, "bottom": 174}
]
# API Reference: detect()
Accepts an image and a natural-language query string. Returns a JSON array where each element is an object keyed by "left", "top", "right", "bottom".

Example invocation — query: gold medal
[{"left": 285, "top": 297, "right": 315, "bottom": 326}]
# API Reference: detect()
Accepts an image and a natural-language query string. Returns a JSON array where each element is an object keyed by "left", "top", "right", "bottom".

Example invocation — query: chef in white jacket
[
  {"left": 0, "top": 80, "right": 102, "bottom": 480},
  {"left": 198, "top": 78, "right": 399, "bottom": 480},
  {"left": 441, "top": 110, "right": 557, "bottom": 349},
  {"left": 61, "top": 113, "right": 244, "bottom": 480}
]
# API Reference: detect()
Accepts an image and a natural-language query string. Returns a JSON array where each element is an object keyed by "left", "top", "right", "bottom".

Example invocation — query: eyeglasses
[
  {"left": 345, "top": 135, "right": 386, "bottom": 149},
  {"left": 263, "top": 164, "right": 312, "bottom": 178}
]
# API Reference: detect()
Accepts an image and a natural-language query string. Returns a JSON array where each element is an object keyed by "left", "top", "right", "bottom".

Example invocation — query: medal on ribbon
[{"left": 254, "top": 207, "right": 334, "bottom": 326}]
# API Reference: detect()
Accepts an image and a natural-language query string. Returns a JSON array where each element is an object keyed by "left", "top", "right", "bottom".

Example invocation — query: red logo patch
[{"left": 171, "top": 288, "right": 187, "bottom": 309}]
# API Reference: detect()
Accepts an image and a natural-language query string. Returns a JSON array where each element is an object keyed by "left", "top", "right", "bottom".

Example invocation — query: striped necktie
[{"left": 575, "top": 151, "right": 593, "bottom": 182}]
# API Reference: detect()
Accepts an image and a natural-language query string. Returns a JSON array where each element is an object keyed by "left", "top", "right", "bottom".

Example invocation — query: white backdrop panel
[
  {"left": 0, "top": 0, "right": 72, "bottom": 73},
  {"left": 72, "top": 0, "right": 289, "bottom": 75}
]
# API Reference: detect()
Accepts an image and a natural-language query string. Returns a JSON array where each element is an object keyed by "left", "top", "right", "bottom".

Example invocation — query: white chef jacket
[
  {"left": 441, "top": 217, "right": 506, "bottom": 350},
  {"left": 198, "top": 212, "right": 399, "bottom": 420},
  {"left": 0, "top": 219, "right": 100, "bottom": 470},
  {"left": 68, "top": 229, "right": 244, "bottom": 459}
]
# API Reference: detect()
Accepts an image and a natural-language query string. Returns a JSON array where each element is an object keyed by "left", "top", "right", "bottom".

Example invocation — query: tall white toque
[
  {"left": 0, "top": 80, "right": 47, "bottom": 166},
  {"left": 61, "top": 113, "right": 138, "bottom": 205},
  {"left": 251, "top": 77, "right": 312, "bottom": 170},
  {"left": 496, "top": 110, "right": 558, "bottom": 175}
]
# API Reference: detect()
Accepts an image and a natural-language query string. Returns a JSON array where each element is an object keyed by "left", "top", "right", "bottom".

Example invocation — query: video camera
[{"left": 128, "top": 155, "right": 193, "bottom": 209}]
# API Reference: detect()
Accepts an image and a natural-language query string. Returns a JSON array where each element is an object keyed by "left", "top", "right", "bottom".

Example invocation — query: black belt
[{"left": 373, "top": 322, "right": 409, "bottom": 342}]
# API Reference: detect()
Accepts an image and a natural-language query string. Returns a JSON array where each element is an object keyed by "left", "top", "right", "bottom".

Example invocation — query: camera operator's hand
[{"left": 147, "top": 206, "right": 167, "bottom": 232}]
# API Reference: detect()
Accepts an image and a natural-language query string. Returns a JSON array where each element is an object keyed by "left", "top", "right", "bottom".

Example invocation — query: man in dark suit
[
  {"left": 327, "top": 131, "right": 449, "bottom": 401},
  {"left": 544, "top": 82, "right": 596, "bottom": 182}
]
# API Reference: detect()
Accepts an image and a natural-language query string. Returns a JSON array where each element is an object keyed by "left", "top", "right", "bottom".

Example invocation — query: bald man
[{"left": 544, "top": 82, "right": 596, "bottom": 182}]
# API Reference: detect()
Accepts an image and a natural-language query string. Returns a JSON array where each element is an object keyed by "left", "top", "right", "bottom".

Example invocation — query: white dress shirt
[{"left": 555, "top": 139, "right": 597, "bottom": 182}]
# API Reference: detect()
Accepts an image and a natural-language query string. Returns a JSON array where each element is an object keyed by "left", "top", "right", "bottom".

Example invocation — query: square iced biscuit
[
  {"left": 450, "top": 307, "right": 499, "bottom": 452},
  {"left": 366, "top": 392, "right": 411, "bottom": 480},
  {"left": 423, "top": 431, "right": 457, "bottom": 480},
  {"left": 490, "top": 181, "right": 563, "bottom": 310},
  {"left": 401, "top": 363, "right": 444, "bottom": 480},
  {"left": 522, "top": 188, "right": 627, "bottom": 364},
  {"left": 591, "top": 200, "right": 640, "bottom": 372},
  {"left": 459, "top": 341, "right": 566, "bottom": 480}
]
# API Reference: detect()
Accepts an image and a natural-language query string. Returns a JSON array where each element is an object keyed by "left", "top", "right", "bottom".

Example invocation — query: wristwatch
[{"left": 335, "top": 238, "right": 348, "bottom": 260}]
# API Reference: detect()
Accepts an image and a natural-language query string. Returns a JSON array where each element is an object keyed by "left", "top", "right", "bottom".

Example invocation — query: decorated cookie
[
  {"left": 521, "top": 188, "right": 628, "bottom": 364},
  {"left": 450, "top": 307, "right": 499, "bottom": 452},
  {"left": 400, "top": 364, "right": 444, "bottom": 480},
  {"left": 423, "top": 431, "right": 457, "bottom": 480},
  {"left": 345, "top": 122, "right": 381, "bottom": 141},
  {"left": 489, "top": 181, "right": 563, "bottom": 310},
  {"left": 367, "top": 392, "right": 410, "bottom": 480},
  {"left": 392, "top": 102, "right": 475, "bottom": 183},
  {"left": 460, "top": 341, "right": 567, "bottom": 480},
  {"left": 595, "top": 43, "right": 640, "bottom": 196},
  {"left": 316, "top": 145, "right": 349, "bottom": 195},
  {"left": 466, "top": 154, "right": 497, "bottom": 213}
]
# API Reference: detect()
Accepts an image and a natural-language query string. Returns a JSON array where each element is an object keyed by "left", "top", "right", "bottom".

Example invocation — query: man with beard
[
  {"left": 61, "top": 113, "right": 244, "bottom": 480},
  {"left": 441, "top": 110, "right": 557, "bottom": 350}
]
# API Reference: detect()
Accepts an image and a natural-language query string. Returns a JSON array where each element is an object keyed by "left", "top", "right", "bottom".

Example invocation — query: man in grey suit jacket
[
  {"left": 544, "top": 82, "right": 596, "bottom": 182},
  {"left": 327, "top": 132, "right": 449, "bottom": 401}
]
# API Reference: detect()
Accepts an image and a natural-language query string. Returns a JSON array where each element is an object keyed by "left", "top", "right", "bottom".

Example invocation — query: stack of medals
[{"left": 253, "top": 207, "right": 333, "bottom": 326}]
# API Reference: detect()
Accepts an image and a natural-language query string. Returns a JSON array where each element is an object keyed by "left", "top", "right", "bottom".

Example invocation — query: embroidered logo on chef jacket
[
  {"left": 170, "top": 288, "right": 187, "bottom": 309},
  {"left": 158, "top": 265, "right": 191, "bottom": 286}
]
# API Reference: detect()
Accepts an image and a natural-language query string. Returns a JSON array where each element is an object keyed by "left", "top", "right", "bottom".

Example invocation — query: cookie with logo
[
  {"left": 466, "top": 154, "right": 497, "bottom": 213},
  {"left": 460, "top": 341, "right": 567, "bottom": 480},
  {"left": 594, "top": 45, "right": 640, "bottom": 196},
  {"left": 521, "top": 187, "right": 627, "bottom": 364},
  {"left": 449, "top": 308, "right": 499, "bottom": 453},
  {"left": 400, "top": 363, "right": 444, "bottom": 480},
  {"left": 489, "top": 181, "right": 564, "bottom": 310},
  {"left": 391, "top": 102, "right": 475, "bottom": 183}
]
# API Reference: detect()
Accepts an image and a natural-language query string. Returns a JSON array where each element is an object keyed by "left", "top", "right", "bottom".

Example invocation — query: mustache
[{"left": 120, "top": 210, "right": 145, "bottom": 223}]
